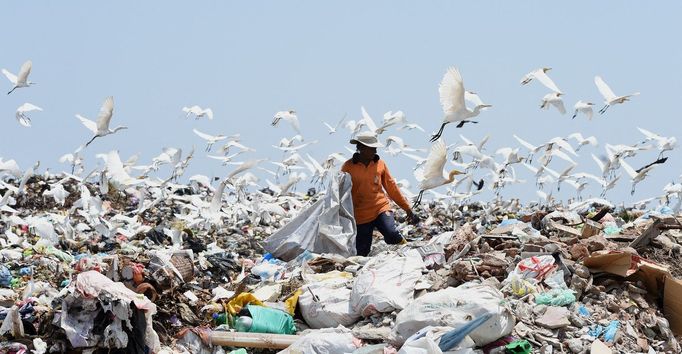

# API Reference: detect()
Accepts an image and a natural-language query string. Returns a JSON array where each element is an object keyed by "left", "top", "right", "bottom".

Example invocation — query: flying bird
[
  {"left": 413, "top": 139, "right": 464, "bottom": 207},
  {"left": 520, "top": 67, "right": 562, "bottom": 93},
  {"left": 76, "top": 97, "right": 127, "bottom": 147},
  {"left": 193, "top": 128, "right": 227, "bottom": 151},
  {"left": 594, "top": 76, "right": 640, "bottom": 114},
  {"left": 15, "top": 103, "right": 42, "bottom": 127},
  {"left": 322, "top": 114, "right": 346, "bottom": 134},
  {"left": 182, "top": 105, "right": 214, "bottom": 120},
  {"left": 2, "top": 60, "right": 34, "bottom": 95},
  {"left": 431, "top": 67, "right": 491, "bottom": 142},
  {"left": 272, "top": 110, "right": 301, "bottom": 135},
  {"left": 540, "top": 92, "right": 566, "bottom": 114},
  {"left": 572, "top": 101, "right": 594, "bottom": 120}
]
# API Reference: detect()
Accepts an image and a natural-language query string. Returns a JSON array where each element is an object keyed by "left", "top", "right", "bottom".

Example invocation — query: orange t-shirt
[{"left": 341, "top": 155, "right": 412, "bottom": 224}]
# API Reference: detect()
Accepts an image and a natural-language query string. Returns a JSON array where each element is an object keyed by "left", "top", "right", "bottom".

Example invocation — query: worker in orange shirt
[{"left": 341, "top": 132, "right": 418, "bottom": 256}]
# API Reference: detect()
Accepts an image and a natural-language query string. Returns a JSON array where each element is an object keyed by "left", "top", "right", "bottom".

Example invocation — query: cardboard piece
[
  {"left": 583, "top": 251, "right": 682, "bottom": 335},
  {"left": 582, "top": 252, "right": 637, "bottom": 277},
  {"left": 664, "top": 277, "right": 682, "bottom": 335}
]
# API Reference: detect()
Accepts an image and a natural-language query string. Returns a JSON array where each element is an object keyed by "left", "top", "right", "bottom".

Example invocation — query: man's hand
[{"left": 406, "top": 210, "right": 419, "bottom": 225}]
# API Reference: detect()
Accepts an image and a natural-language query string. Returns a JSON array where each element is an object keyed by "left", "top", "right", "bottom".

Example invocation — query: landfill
[{"left": 1, "top": 170, "right": 682, "bottom": 354}]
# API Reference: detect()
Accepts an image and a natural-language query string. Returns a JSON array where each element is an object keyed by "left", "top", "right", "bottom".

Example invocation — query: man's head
[{"left": 350, "top": 132, "right": 383, "bottom": 161}]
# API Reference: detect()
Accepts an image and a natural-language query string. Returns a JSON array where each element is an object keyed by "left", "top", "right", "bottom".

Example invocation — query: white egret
[
  {"left": 193, "top": 128, "right": 227, "bottom": 151},
  {"left": 2, "top": 60, "right": 34, "bottom": 95},
  {"left": 76, "top": 97, "right": 127, "bottom": 147},
  {"left": 220, "top": 140, "right": 255, "bottom": 154},
  {"left": 398, "top": 123, "right": 426, "bottom": 132},
  {"left": 207, "top": 152, "right": 246, "bottom": 166},
  {"left": 322, "top": 114, "right": 346, "bottom": 134},
  {"left": 567, "top": 133, "right": 598, "bottom": 151},
  {"left": 15, "top": 103, "right": 42, "bottom": 127},
  {"left": 225, "top": 159, "right": 267, "bottom": 181},
  {"left": 381, "top": 111, "right": 407, "bottom": 130},
  {"left": 513, "top": 134, "right": 546, "bottom": 163},
  {"left": 413, "top": 139, "right": 464, "bottom": 207},
  {"left": 182, "top": 105, "right": 214, "bottom": 120},
  {"left": 464, "top": 91, "right": 492, "bottom": 111},
  {"left": 594, "top": 76, "right": 640, "bottom": 114},
  {"left": 344, "top": 119, "right": 366, "bottom": 137},
  {"left": 520, "top": 67, "right": 562, "bottom": 93},
  {"left": 572, "top": 101, "right": 594, "bottom": 120},
  {"left": 540, "top": 92, "right": 566, "bottom": 114},
  {"left": 620, "top": 158, "right": 657, "bottom": 195},
  {"left": 431, "top": 67, "right": 491, "bottom": 142},
  {"left": 272, "top": 110, "right": 301, "bottom": 135},
  {"left": 637, "top": 127, "right": 677, "bottom": 158}
]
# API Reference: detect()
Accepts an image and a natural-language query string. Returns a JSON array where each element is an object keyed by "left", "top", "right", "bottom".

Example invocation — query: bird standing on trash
[{"left": 341, "top": 132, "right": 417, "bottom": 257}]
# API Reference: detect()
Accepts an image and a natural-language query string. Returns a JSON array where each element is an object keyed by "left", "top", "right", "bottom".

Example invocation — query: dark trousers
[{"left": 356, "top": 211, "right": 403, "bottom": 256}]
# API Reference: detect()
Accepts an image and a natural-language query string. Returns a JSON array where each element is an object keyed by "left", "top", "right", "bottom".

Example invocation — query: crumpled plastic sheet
[{"left": 60, "top": 271, "right": 160, "bottom": 352}]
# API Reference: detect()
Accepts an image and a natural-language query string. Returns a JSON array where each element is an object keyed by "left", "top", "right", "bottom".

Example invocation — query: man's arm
[{"left": 381, "top": 162, "right": 413, "bottom": 214}]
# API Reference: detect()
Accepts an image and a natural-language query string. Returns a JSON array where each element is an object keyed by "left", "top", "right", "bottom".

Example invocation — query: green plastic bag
[
  {"left": 535, "top": 288, "right": 576, "bottom": 306},
  {"left": 246, "top": 304, "right": 296, "bottom": 334}
]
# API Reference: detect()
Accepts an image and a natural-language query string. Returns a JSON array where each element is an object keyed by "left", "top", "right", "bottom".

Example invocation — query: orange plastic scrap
[{"left": 227, "top": 293, "right": 264, "bottom": 315}]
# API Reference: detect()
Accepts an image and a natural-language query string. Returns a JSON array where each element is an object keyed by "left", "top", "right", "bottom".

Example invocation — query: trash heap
[{"left": 2, "top": 173, "right": 682, "bottom": 353}]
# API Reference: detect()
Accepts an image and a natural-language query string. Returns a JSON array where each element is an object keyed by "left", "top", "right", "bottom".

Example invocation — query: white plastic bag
[
  {"left": 393, "top": 281, "right": 514, "bottom": 346},
  {"left": 278, "top": 327, "right": 358, "bottom": 354},
  {"left": 398, "top": 326, "right": 476, "bottom": 354},
  {"left": 266, "top": 172, "right": 356, "bottom": 261},
  {"left": 299, "top": 278, "right": 360, "bottom": 329},
  {"left": 350, "top": 250, "right": 424, "bottom": 317}
]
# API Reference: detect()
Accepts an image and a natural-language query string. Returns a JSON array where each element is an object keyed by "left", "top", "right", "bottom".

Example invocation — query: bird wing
[
  {"left": 207, "top": 155, "right": 229, "bottom": 162},
  {"left": 534, "top": 70, "right": 562, "bottom": 93},
  {"left": 567, "top": 132, "right": 583, "bottom": 142},
  {"left": 322, "top": 121, "right": 334, "bottom": 131},
  {"left": 204, "top": 108, "right": 214, "bottom": 120},
  {"left": 1, "top": 69, "right": 17, "bottom": 84},
  {"left": 439, "top": 67, "right": 466, "bottom": 115},
  {"left": 96, "top": 96, "right": 115, "bottom": 132},
  {"left": 549, "top": 137, "right": 578, "bottom": 156},
  {"left": 423, "top": 139, "right": 447, "bottom": 180},
  {"left": 361, "top": 106, "right": 379, "bottom": 133},
  {"left": 459, "top": 134, "right": 474, "bottom": 146},
  {"left": 551, "top": 149, "right": 577, "bottom": 165},
  {"left": 552, "top": 99, "right": 566, "bottom": 114},
  {"left": 17, "top": 103, "right": 43, "bottom": 112},
  {"left": 637, "top": 127, "right": 660, "bottom": 141},
  {"left": 619, "top": 158, "right": 638, "bottom": 179},
  {"left": 513, "top": 134, "right": 536, "bottom": 151},
  {"left": 594, "top": 76, "right": 617, "bottom": 101},
  {"left": 192, "top": 128, "right": 216, "bottom": 141},
  {"left": 17, "top": 60, "right": 32, "bottom": 83},
  {"left": 76, "top": 114, "right": 98, "bottom": 134},
  {"left": 464, "top": 91, "right": 484, "bottom": 107}
]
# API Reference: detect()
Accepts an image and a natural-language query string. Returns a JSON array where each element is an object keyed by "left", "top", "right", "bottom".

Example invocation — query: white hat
[{"left": 349, "top": 132, "right": 383, "bottom": 148}]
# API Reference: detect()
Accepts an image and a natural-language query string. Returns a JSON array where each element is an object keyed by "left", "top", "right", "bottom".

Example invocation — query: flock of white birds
[{"left": 1, "top": 59, "right": 681, "bottom": 222}]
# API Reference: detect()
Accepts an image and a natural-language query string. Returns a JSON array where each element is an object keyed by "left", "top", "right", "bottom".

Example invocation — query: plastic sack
[
  {"left": 299, "top": 278, "right": 360, "bottom": 329},
  {"left": 504, "top": 255, "right": 555, "bottom": 283},
  {"left": 265, "top": 172, "right": 357, "bottom": 261},
  {"left": 245, "top": 305, "right": 296, "bottom": 335},
  {"left": 350, "top": 250, "right": 424, "bottom": 317},
  {"left": 278, "top": 327, "right": 358, "bottom": 354},
  {"left": 398, "top": 326, "right": 476, "bottom": 354},
  {"left": 535, "top": 289, "right": 576, "bottom": 306},
  {"left": 393, "top": 281, "right": 515, "bottom": 346}
]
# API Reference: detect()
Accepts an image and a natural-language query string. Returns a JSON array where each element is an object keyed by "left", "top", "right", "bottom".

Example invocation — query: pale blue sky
[{"left": 2, "top": 1, "right": 681, "bottom": 204}]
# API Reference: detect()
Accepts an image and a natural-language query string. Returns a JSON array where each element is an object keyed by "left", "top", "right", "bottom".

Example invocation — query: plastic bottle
[{"left": 235, "top": 316, "right": 253, "bottom": 332}]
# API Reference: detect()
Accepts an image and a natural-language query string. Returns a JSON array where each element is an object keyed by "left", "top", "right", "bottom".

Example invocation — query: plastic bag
[
  {"left": 265, "top": 173, "right": 356, "bottom": 261},
  {"left": 504, "top": 255, "right": 556, "bottom": 283},
  {"left": 350, "top": 250, "right": 424, "bottom": 317},
  {"left": 245, "top": 305, "right": 296, "bottom": 335},
  {"left": 278, "top": 327, "right": 358, "bottom": 354},
  {"left": 535, "top": 289, "right": 576, "bottom": 306},
  {"left": 393, "top": 281, "right": 514, "bottom": 346},
  {"left": 299, "top": 278, "right": 360, "bottom": 329}
]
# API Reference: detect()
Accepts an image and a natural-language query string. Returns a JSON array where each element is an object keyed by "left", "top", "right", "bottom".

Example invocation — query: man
[{"left": 341, "top": 132, "right": 417, "bottom": 256}]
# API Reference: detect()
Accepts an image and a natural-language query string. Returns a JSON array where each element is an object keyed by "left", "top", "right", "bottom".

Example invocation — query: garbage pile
[{"left": 2, "top": 173, "right": 682, "bottom": 353}]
